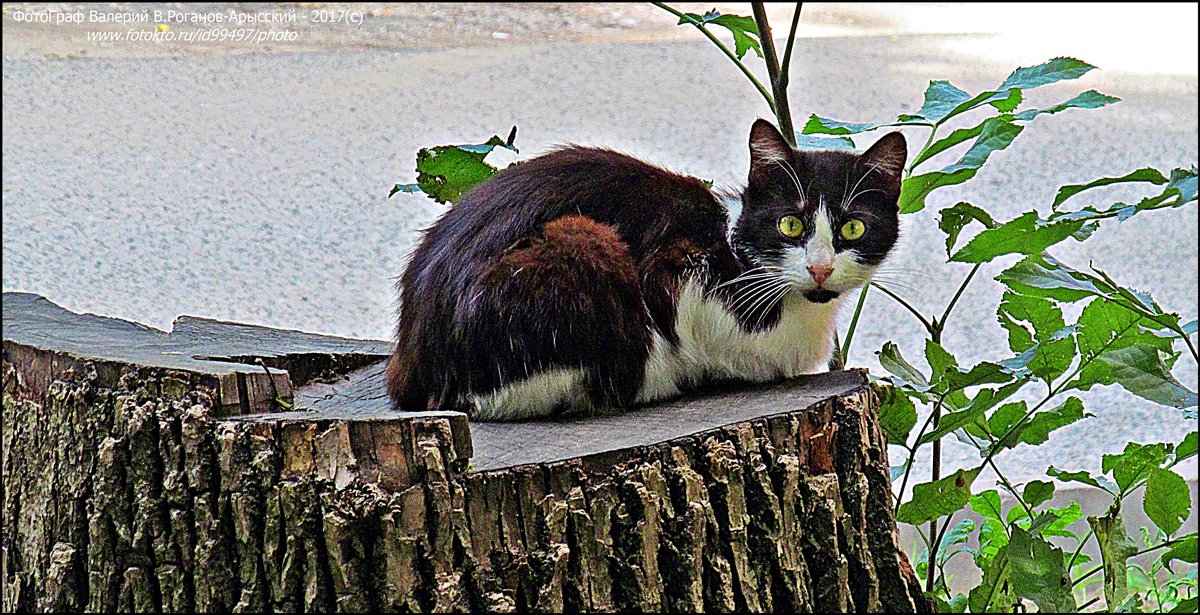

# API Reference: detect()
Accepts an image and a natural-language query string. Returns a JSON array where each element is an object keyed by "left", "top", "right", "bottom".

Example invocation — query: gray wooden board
[
  {"left": 2, "top": 292, "right": 390, "bottom": 376},
  {"left": 286, "top": 359, "right": 866, "bottom": 471},
  {"left": 4, "top": 292, "right": 868, "bottom": 472}
]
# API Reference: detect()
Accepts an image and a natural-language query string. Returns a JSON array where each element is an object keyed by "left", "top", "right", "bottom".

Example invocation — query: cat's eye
[
  {"left": 840, "top": 219, "right": 867, "bottom": 241},
  {"left": 778, "top": 215, "right": 804, "bottom": 238}
]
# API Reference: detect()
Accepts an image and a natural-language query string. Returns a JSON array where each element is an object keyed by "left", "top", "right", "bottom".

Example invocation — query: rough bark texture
[{"left": 2, "top": 293, "right": 931, "bottom": 613}]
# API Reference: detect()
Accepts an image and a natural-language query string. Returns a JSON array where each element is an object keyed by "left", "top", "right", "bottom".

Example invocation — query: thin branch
[
  {"left": 652, "top": 3, "right": 776, "bottom": 113},
  {"left": 873, "top": 282, "right": 935, "bottom": 334},
  {"left": 939, "top": 263, "right": 982, "bottom": 333},
  {"left": 751, "top": 2, "right": 794, "bottom": 143},
  {"left": 779, "top": 3, "right": 802, "bottom": 86}
]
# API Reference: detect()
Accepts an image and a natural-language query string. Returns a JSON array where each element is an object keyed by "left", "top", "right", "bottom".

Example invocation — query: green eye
[
  {"left": 840, "top": 219, "right": 866, "bottom": 241},
  {"left": 779, "top": 215, "right": 804, "bottom": 238}
]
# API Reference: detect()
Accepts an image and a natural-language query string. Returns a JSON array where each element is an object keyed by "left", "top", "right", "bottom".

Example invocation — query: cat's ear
[
  {"left": 748, "top": 119, "right": 794, "bottom": 175},
  {"left": 859, "top": 131, "right": 907, "bottom": 194}
]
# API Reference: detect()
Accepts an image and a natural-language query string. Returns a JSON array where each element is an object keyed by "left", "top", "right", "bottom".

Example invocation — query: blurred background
[{"left": 3, "top": 3, "right": 1197, "bottom": 492}]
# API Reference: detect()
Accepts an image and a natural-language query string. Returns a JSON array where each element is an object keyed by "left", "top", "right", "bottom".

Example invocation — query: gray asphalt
[{"left": 3, "top": 33, "right": 1197, "bottom": 483}]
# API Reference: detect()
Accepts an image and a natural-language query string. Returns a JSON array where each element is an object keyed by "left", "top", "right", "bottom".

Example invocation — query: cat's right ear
[{"left": 748, "top": 119, "right": 793, "bottom": 176}]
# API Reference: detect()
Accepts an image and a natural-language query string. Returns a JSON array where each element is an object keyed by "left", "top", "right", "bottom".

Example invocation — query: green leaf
[
  {"left": 968, "top": 545, "right": 1016, "bottom": 613},
  {"left": 917, "top": 405, "right": 987, "bottom": 446},
  {"left": 969, "top": 490, "right": 1010, "bottom": 568},
  {"left": 876, "top": 342, "right": 931, "bottom": 390},
  {"left": 899, "top": 168, "right": 975, "bottom": 214},
  {"left": 998, "top": 57, "right": 1096, "bottom": 90},
  {"left": 1171, "top": 597, "right": 1199, "bottom": 614},
  {"left": 1162, "top": 532, "right": 1198, "bottom": 567},
  {"left": 1041, "top": 501, "right": 1085, "bottom": 539},
  {"left": 938, "top": 202, "right": 997, "bottom": 256},
  {"left": 1047, "top": 466, "right": 1118, "bottom": 493},
  {"left": 878, "top": 385, "right": 919, "bottom": 446},
  {"left": 951, "top": 212, "right": 1084, "bottom": 263},
  {"left": 1099, "top": 344, "right": 1198, "bottom": 409},
  {"left": 1023, "top": 480, "right": 1055, "bottom": 508},
  {"left": 989, "top": 397, "right": 1090, "bottom": 454},
  {"left": 925, "top": 340, "right": 958, "bottom": 383},
  {"left": 998, "top": 254, "right": 1104, "bottom": 303},
  {"left": 1144, "top": 468, "right": 1191, "bottom": 536},
  {"left": 800, "top": 114, "right": 883, "bottom": 136},
  {"left": 1174, "top": 431, "right": 1198, "bottom": 465},
  {"left": 989, "top": 88, "right": 1023, "bottom": 112},
  {"left": 902, "top": 80, "right": 973, "bottom": 122},
  {"left": 938, "top": 518, "right": 977, "bottom": 565},
  {"left": 1012, "top": 89, "right": 1120, "bottom": 122},
  {"left": 397, "top": 127, "right": 519, "bottom": 204},
  {"left": 996, "top": 292, "right": 1075, "bottom": 382},
  {"left": 1102, "top": 442, "right": 1172, "bottom": 493},
  {"left": 901, "top": 119, "right": 1023, "bottom": 214},
  {"left": 1052, "top": 167, "right": 1168, "bottom": 209},
  {"left": 896, "top": 468, "right": 979, "bottom": 525},
  {"left": 1007, "top": 526, "right": 1077, "bottom": 612},
  {"left": 1090, "top": 509, "right": 1138, "bottom": 609},
  {"left": 679, "top": 10, "right": 762, "bottom": 59},
  {"left": 793, "top": 133, "right": 857, "bottom": 151},
  {"left": 890, "top": 459, "right": 911, "bottom": 483}
]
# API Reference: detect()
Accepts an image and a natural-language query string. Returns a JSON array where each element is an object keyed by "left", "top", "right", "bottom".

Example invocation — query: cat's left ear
[
  {"left": 748, "top": 119, "right": 794, "bottom": 174},
  {"left": 859, "top": 132, "right": 907, "bottom": 195}
]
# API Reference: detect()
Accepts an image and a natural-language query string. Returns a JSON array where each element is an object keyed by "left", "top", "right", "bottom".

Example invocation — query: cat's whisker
[
  {"left": 709, "top": 270, "right": 785, "bottom": 293},
  {"left": 727, "top": 277, "right": 788, "bottom": 314},
  {"left": 747, "top": 282, "right": 794, "bottom": 332}
]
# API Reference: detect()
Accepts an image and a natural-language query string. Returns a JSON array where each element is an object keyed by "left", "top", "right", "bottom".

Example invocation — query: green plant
[{"left": 391, "top": 4, "right": 1199, "bottom": 610}]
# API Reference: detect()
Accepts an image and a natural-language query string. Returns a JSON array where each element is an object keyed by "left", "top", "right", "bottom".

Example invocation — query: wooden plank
[
  {"left": 2, "top": 292, "right": 391, "bottom": 413},
  {"left": 283, "top": 358, "right": 866, "bottom": 472}
]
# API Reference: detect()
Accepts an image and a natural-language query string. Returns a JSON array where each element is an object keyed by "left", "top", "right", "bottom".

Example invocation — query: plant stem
[
  {"left": 872, "top": 282, "right": 935, "bottom": 334},
  {"left": 841, "top": 283, "right": 871, "bottom": 363},
  {"left": 652, "top": 2, "right": 776, "bottom": 114},
  {"left": 939, "top": 263, "right": 981, "bottom": 332},
  {"left": 751, "top": 2, "right": 795, "bottom": 144},
  {"left": 779, "top": 4, "right": 802, "bottom": 83},
  {"left": 987, "top": 456, "right": 1034, "bottom": 520}
]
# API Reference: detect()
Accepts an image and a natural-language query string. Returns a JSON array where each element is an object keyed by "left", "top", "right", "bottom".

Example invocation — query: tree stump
[{"left": 2, "top": 292, "right": 931, "bottom": 613}]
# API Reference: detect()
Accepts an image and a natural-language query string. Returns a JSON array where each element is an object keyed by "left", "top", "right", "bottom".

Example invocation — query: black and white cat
[{"left": 387, "top": 120, "right": 905, "bottom": 420}]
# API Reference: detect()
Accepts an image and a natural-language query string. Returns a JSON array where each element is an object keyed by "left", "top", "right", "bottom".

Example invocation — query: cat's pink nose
[{"left": 808, "top": 265, "right": 833, "bottom": 286}]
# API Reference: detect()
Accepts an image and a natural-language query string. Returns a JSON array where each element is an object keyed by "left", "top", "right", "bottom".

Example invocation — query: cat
[{"left": 387, "top": 119, "right": 905, "bottom": 420}]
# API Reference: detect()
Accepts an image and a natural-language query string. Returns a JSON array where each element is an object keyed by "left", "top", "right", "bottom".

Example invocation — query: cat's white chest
[{"left": 636, "top": 279, "right": 839, "bottom": 403}]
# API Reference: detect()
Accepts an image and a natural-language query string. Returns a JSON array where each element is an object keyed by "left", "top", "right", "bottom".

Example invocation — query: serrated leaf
[
  {"left": 990, "top": 397, "right": 1090, "bottom": 454},
  {"left": 901, "top": 120, "right": 1023, "bottom": 214},
  {"left": 925, "top": 339, "right": 958, "bottom": 382},
  {"left": 989, "top": 88, "right": 1023, "bottom": 112},
  {"left": 904, "top": 79, "right": 973, "bottom": 122},
  {"left": 1162, "top": 533, "right": 1198, "bottom": 567},
  {"left": 896, "top": 468, "right": 979, "bottom": 525},
  {"left": 1023, "top": 480, "right": 1055, "bottom": 508},
  {"left": 793, "top": 132, "right": 857, "bottom": 151},
  {"left": 1099, "top": 344, "right": 1198, "bottom": 409},
  {"left": 996, "top": 292, "right": 1075, "bottom": 382},
  {"left": 969, "top": 545, "right": 1016, "bottom": 613},
  {"left": 998, "top": 57, "right": 1096, "bottom": 91},
  {"left": 1174, "top": 431, "right": 1198, "bottom": 465},
  {"left": 397, "top": 128, "right": 520, "bottom": 204},
  {"left": 1012, "top": 89, "right": 1120, "bottom": 122},
  {"left": 801, "top": 114, "right": 883, "bottom": 136},
  {"left": 1144, "top": 468, "right": 1191, "bottom": 536},
  {"left": 1007, "top": 526, "right": 1077, "bottom": 612},
  {"left": 899, "top": 167, "right": 976, "bottom": 214},
  {"left": 878, "top": 384, "right": 919, "bottom": 446},
  {"left": 1041, "top": 501, "right": 1085, "bottom": 539},
  {"left": 951, "top": 212, "right": 1084, "bottom": 263},
  {"left": 938, "top": 518, "right": 976, "bottom": 565},
  {"left": 939, "top": 202, "right": 997, "bottom": 256},
  {"left": 1047, "top": 466, "right": 1118, "bottom": 493},
  {"left": 1102, "top": 442, "right": 1172, "bottom": 493},
  {"left": 998, "top": 254, "right": 1104, "bottom": 303},
  {"left": 679, "top": 10, "right": 762, "bottom": 59},
  {"left": 1052, "top": 167, "right": 1169, "bottom": 209},
  {"left": 917, "top": 404, "right": 988, "bottom": 446},
  {"left": 877, "top": 341, "right": 931, "bottom": 390}
]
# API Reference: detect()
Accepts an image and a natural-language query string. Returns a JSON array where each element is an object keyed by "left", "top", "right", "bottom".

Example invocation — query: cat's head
[{"left": 731, "top": 119, "right": 905, "bottom": 304}]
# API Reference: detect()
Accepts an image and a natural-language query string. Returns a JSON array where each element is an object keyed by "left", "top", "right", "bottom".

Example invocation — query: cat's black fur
[{"left": 387, "top": 120, "right": 905, "bottom": 417}]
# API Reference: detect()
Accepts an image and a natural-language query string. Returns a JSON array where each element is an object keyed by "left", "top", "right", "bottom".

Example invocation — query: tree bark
[{"left": 2, "top": 292, "right": 931, "bottom": 613}]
